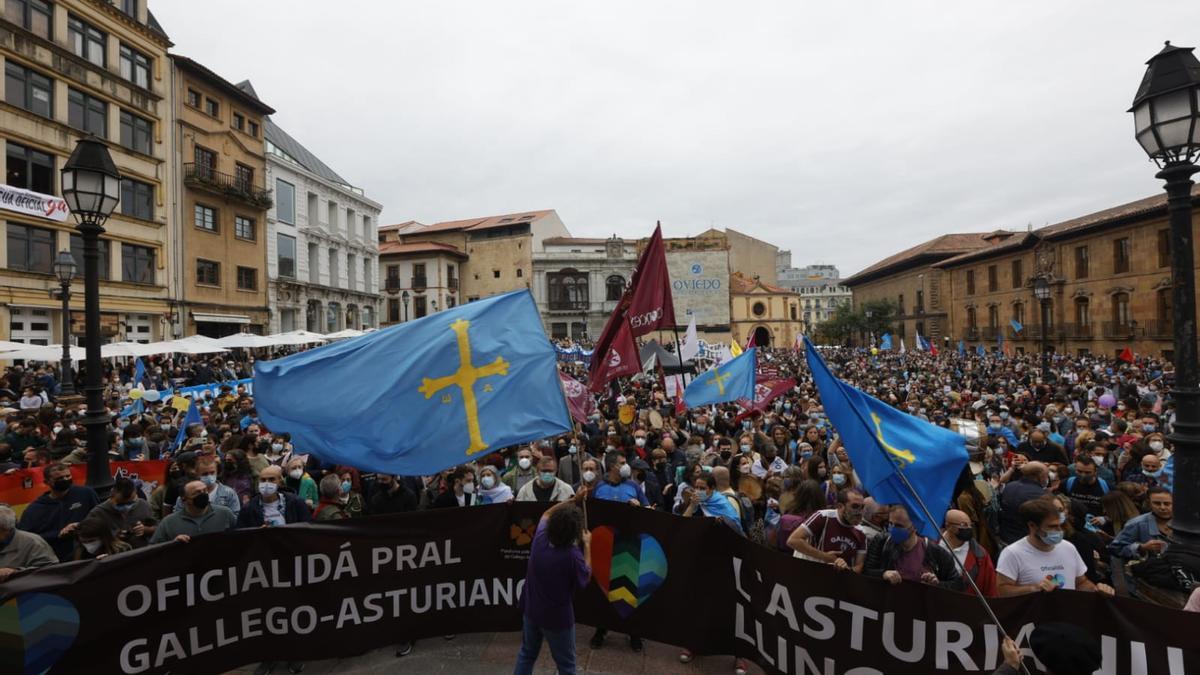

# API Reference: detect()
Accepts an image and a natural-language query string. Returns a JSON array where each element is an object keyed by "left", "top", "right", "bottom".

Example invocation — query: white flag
[
  {"left": 899, "top": 336, "right": 907, "bottom": 354},
  {"left": 680, "top": 316, "right": 700, "bottom": 362}
]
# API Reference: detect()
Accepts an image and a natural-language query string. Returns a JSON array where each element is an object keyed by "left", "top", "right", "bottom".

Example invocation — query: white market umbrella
[
  {"left": 270, "top": 330, "right": 328, "bottom": 346},
  {"left": 0, "top": 344, "right": 86, "bottom": 361},
  {"left": 216, "top": 333, "right": 282, "bottom": 349},
  {"left": 101, "top": 341, "right": 165, "bottom": 358},
  {"left": 324, "top": 328, "right": 364, "bottom": 340},
  {"left": 0, "top": 339, "right": 32, "bottom": 353},
  {"left": 157, "top": 337, "right": 229, "bottom": 355}
]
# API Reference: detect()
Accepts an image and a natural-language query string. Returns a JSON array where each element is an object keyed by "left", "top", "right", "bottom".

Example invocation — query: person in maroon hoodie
[{"left": 941, "top": 509, "right": 998, "bottom": 597}]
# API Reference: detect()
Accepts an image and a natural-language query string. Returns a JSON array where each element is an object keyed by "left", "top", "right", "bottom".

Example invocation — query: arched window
[
  {"left": 548, "top": 268, "right": 589, "bottom": 310},
  {"left": 606, "top": 275, "right": 625, "bottom": 301}
]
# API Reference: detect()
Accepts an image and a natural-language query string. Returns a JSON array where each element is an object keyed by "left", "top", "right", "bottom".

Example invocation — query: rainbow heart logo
[
  {"left": 0, "top": 592, "right": 80, "bottom": 675},
  {"left": 589, "top": 527, "right": 668, "bottom": 619}
]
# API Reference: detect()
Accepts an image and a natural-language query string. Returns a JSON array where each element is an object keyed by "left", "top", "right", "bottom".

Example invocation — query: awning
[{"left": 191, "top": 312, "right": 250, "bottom": 324}]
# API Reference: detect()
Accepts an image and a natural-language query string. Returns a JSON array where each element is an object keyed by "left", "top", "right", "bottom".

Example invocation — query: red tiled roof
[
  {"left": 379, "top": 220, "right": 425, "bottom": 232},
  {"left": 843, "top": 233, "right": 1000, "bottom": 285},
  {"left": 730, "top": 271, "right": 796, "bottom": 295},
  {"left": 378, "top": 240, "right": 468, "bottom": 258},
  {"left": 413, "top": 209, "right": 556, "bottom": 235}
]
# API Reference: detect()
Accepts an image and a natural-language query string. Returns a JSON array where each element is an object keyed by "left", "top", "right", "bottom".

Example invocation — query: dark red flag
[
  {"left": 625, "top": 223, "right": 676, "bottom": 336},
  {"left": 1119, "top": 346, "right": 1135, "bottom": 363},
  {"left": 589, "top": 318, "right": 639, "bottom": 392},
  {"left": 558, "top": 371, "right": 597, "bottom": 424}
]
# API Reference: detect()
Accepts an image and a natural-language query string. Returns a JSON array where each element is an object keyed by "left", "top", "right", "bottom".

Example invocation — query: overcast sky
[{"left": 153, "top": 1, "right": 1200, "bottom": 276}]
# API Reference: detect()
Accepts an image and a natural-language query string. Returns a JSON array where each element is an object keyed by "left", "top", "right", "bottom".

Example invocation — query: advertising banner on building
[
  {"left": 0, "top": 184, "right": 69, "bottom": 222},
  {"left": 2, "top": 501, "right": 1196, "bottom": 675},
  {"left": 666, "top": 250, "right": 730, "bottom": 327}
]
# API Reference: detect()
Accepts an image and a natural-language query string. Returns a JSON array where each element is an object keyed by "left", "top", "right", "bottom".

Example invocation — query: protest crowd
[{"left": 0, "top": 332, "right": 1197, "bottom": 675}]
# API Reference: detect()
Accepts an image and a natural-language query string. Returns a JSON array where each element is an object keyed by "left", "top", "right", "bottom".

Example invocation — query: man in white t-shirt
[{"left": 996, "top": 497, "right": 1114, "bottom": 596}]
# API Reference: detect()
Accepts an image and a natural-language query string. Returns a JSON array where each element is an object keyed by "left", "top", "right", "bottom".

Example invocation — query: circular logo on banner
[
  {"left": 629, "top": 308, "right": 662, "bottom": 329},
  {"left": 562, "top": 378, "right": 585, "bottom": 397},
  {"left": 608, "top": 348, "right": 622, "bottom": 368},
  {"left": 691, "top": 263, "right": 703, "bottom": 275}
]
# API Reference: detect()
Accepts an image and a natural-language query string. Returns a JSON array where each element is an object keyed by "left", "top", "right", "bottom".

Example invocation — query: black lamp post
[
  {"left": 61, "top": 137, "right": 121, "bottom": 492},
  {"left": 401, "top": 290, "right": 410, "bottom": 322},
  {"left": 1033, "top": 276, "right": 1051, "bottom": 381},
  {"left": 52, "top": 251, "right": 77, "bottom": 396},
  {"left": 1131, "top": 41, "right": 1200, "bottom": 572}
]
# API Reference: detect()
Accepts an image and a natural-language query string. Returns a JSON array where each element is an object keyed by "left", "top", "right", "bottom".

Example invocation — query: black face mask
[
  {"left": 956, "top": 527, "right": 974, "bottom": 542},
  {"left": 191, "top": 493, "right": 210, "bottom": 510},
  {"left": 52, "top": 478, "right": 73, "bottom": 492}
]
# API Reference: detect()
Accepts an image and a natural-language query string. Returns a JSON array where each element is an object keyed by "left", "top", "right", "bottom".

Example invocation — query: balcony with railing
[
  {"left": 965, "top": 327, "right": 979, "bottom": 341},
  {"left": 447, "top": 277, "right": 459, "bottom": 291},
  {"left": 385, "top": 277, "right": 401, "bottom": 292},
  {"left": 411, "top": 275, "right": 427, "bottom": 291},
  {"left": 1063, "top": 323, "right": 1094, "bottom": 339},
  {"left": 981, "top": 326, "right": 1001, "bottom": 341},
  {"left": 1102, "top": 321, "right": 1136, "bottom": 339},
  {"left": 183, "top": 163, "right": 273, "bottom": 209},
  {"left": 1144, "top": 319, "right": 1173, "bottom": 338}
]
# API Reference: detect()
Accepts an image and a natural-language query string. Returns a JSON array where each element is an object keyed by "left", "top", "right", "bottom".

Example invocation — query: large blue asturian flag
[
  {"left": 803, "top": 337, "right": 967, "bottom": 537},
  {"left": 683, "top": 347, "right": 756, "bottom": 408},
  {"left": 254, "top": 290, "right": 572, "bottom": 476},
  {"left": 879, "top": 334, "right": 893, "bottom": 351}
]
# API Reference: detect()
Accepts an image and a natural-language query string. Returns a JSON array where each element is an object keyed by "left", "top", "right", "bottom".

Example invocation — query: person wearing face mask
[
  {"left": 996, "top": 497, "right": 1114, "bottom": 596},
  {"left": 73, "top": 516, "right": 130, "bottom": 560},
  {"left": 1141, "top": 431, "right": 1171, "bottom": 462},
  {"left": 16, "top": 462, "right": 100, "bottom": 561},
  {"left": 476, "top": 465, "right": 514, "bottom": 504},
  {"left": 1125, "top": 453, "right": 1166, "bottom": 488},
  {"left": 503, "top": 449, "right": 538, "bottom": 494},
  {"left": 237, "top": 465, "right": 312, "bottom": 528},
  {"left": 0, "top": 503, "right": 57, "bottom": 581},
  {"left": 517, "top": 456, "right": 575, "bottom": 503},
  {"left": 284, "top": 458, "right": 319, "bottom": 508},
  {"left": 86, "top": 477, "right": 156, "bottom": 548},
  {"left": 940, "top": 509, "right": 997, "bottom": 597},
  {"left": 555, "top": 437, "right": 587, "bottom": 486},
  {"left": 576, "top": 457, "right": 601, "bottom": 494},
  {"left": 592, "top": 452, "right": 649, "bottom": 508},
  {"left": 174, "top": 456, "right": 241, "bottom": 518},
  {"left": 433, "top": 466, "right": 478, "bottom": 508},
  {"left": 368, "top": 473, "right": 419, "bottom": 514},
  {"left": 314, "top": 474, "right": 352, "bottom": 520},
  {"left": 150, "top": 479, "right": 237, "bottom": 544},
  {"left": 864, "top": 505, "right": 964, "bottom": 591}
]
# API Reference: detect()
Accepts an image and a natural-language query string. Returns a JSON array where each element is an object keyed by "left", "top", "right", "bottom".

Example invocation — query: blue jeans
[{"left": 514, "top": 616, "right": 576, "bottom": 675}]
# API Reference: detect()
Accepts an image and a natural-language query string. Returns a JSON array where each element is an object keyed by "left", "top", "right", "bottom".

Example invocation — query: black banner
[{"left": 2, "top": 502, "right": 1198, "bottom": 674}]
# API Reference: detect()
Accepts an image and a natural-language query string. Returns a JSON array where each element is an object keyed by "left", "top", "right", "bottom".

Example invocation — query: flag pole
[
  {"left": 670, "top": 325, "right": 690, "bottom": 386},
  {"left": 803, "top": 341, "right": 1032, "bottom": 675}
]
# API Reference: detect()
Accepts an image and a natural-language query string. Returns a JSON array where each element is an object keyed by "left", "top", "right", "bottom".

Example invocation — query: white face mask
[
  {"left": 1149, "top": 441, "right": 1164, "bottom": 452},
  {"left": 271, "top": 443, "right": 284, "bottom": 453},
  {"left": 288, "top": 469, "right": 303, "bottom": 480},
  {"left": 582, "top": 470, "right": 596, "bottom": 483},
  {"left": 461, "top": 482, "right": 475, "bottom": 494},
  {"left": 481, "top": 475, "right": 495, "bottom": 489},
  {"left": 259, "top": 482, "right": 278, "bottom": 496},
  {"left": 82, "top": 540, "right": 102, "bottom": 554},
  {"left": 518, "top": 457, "right": 532, "bottom": 470},
  {"left": 52, "top": 425, "right": 63, "bottom": 434},
  {"left": 619, "top": 464, "right": 632, "bottom": 479},
  {"left": 635, "top": 438, "right": 646, "bottom": 448}
]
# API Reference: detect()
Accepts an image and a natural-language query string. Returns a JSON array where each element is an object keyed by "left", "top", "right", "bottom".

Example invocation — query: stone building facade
[
  {"left": 938, "top": 188, "right": 1200, "bottom": 359},
  {"left": 170, "top": 55, "right": 273, "bottom": 337},
  {"left": 262, "top": 115, "right": 381, "bottom": 334},
  {"left": 0, "top": 0, "right": 173, "bottom": 345},
  {"left": 378, "top": 241, "right": 465, "bottom": 327},
  {"left": 531, "top": 235, "right": 637, "bottom": 339},
  {"left": 729, "top": 272, "right": 802, "bottom": 348}
]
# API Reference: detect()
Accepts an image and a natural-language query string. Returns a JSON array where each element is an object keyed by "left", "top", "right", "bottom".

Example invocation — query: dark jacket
[
  {"left": 85, "top": 498, "right": 157, "bottom": 548},
  {"left": 368, "top": 482, "right": 419, "bottom": 514},
  {"left": 863, "top": 534, "right": 965, "bottom": 591},
  {"left": 432, "top": 490, "right": 476, "bottom": 508},
  {"left": 999, "top": 478, "right": 1047, "bottom": 544},
  {"left": 17, "top": 485, "right": 102, "bottom": 561},
  {"left": 236, "top": 491, "right": 311, "bottom": 528}
]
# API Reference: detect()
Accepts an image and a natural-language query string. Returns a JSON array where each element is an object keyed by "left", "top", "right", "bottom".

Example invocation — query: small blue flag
[
  {"left": 976, "top": 345, "right": 986, "bottom": 357},
  {"left": 253, "top": 290, "right": 571, "bottom": 476},
  {"left": 1010, "top": 319, "right": 1023, "bottom": 333},
  {"left": 133, "top": 358, "right": 146, "bottom": 388},
  {"left": 683, "top": 347, "right": 757, "bottom": 408},
  {"left": 173, "top": 399, "right": 202, "bottom": 449},
  {"left": 119, "top": 398, "right": 144, "bottom": 419},
  {"left": 879, "top": 334, "right": 893, "bottom": 351},
  {"left": 916, "top": 334, "right": 931, "bottom": 352},
  {"left": 957, "top": 340, "right": 965, "bottom": 356},
  {"left": 804, "top": 337, "right": 967, "bottom": 538}
]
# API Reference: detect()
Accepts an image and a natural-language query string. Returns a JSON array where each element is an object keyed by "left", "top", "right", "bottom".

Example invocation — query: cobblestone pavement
[{"left": 224, "top": 628, "right": 766, "bottom": 674}]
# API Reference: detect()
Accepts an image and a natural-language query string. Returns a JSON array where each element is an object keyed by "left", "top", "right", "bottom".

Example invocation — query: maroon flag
[
  {"left": 588, "top": 318, "right": 639, "bottom": 392},
  {"left": 625, "top": 223, "right": 676, "bottom": 336},
  {"left": 735, "top": 375, "right": 797, "bottom": 418},
  {"left": 558, "top": 371, "right": 597, "bottom": 424}
]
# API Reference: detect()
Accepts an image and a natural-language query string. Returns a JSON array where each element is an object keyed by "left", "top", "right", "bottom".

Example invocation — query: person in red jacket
[{"left": 941, "top": 509, "right": 998, "bottom": 597}]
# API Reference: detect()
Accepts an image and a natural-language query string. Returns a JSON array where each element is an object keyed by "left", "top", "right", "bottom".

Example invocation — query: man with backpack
[
  {"left": 941, "top": 509, "right": 998, "bottom": 597},
  {"left": 1062, "top": 455, "right": 1107, "bottom": 516}
]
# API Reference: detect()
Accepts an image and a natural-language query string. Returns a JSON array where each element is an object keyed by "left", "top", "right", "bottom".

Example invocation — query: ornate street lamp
[
  {"left": 401, "top": 290, "right": 410, "bottom": 322},
  {"left": 1131, "top": 41, "right": 1200, "bottom": 573},
  {"left": 1033, "top": 276, "right": 1052, "bottom": 381},
  {"left": 52, "top": 251, "right": 77, "bottom": 396},
  {"left": 61, "top": 137, "right": 121, "bottom": 492}
]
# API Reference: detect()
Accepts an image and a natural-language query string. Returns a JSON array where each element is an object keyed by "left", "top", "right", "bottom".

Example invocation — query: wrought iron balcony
[
  {"left": 447, "top": 277, "right": 459, "bottom": 291},
  {"left": 183, "top": 163, "right": 273, "bottom": 209},
  {"left": 411, "top": 275, "right": 427, "bottom": 291},
  {"left": 385, "top": 277, "right": 401, "bottom": 292},
  {"left": 1063, "top": 323, "right": 1094, "bottom": 338},
  {"left": 1102, "top": 321, "right": 1136, "bottom": 339},
  {"left": 1144, "top": 319, "right": 1173, "bottom": 338}
]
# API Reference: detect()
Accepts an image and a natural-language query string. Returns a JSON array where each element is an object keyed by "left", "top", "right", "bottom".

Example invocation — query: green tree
[{"left": 811, "top": 298, "right": 898, "bottom": 346}]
